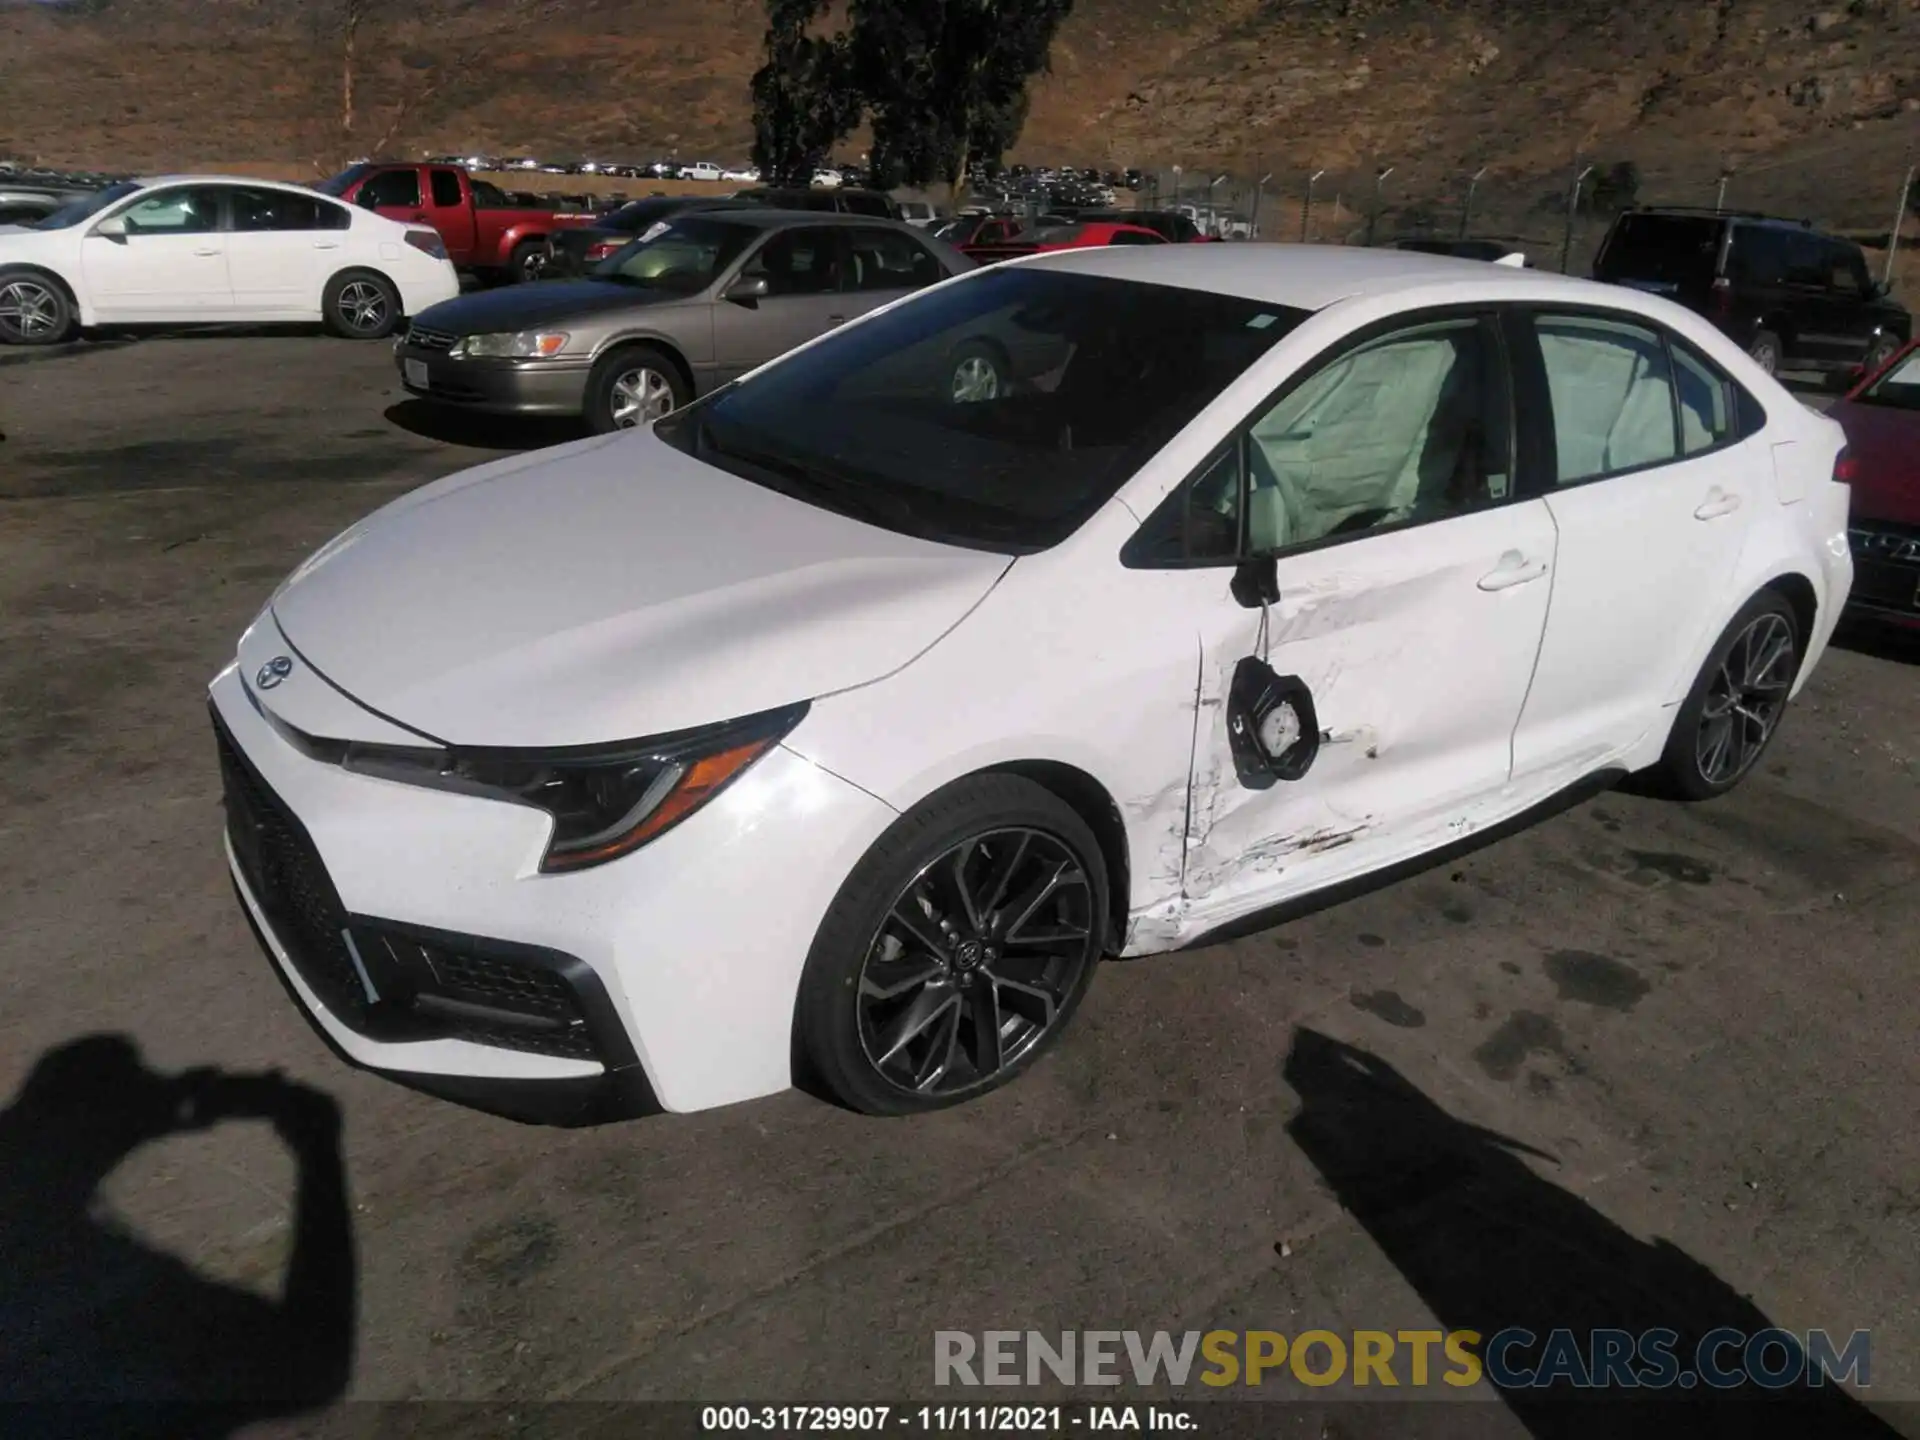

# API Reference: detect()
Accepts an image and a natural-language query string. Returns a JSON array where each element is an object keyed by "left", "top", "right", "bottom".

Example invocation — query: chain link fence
[{"left": 1128, "top": 147, "right": 1920, "bottom": 292}]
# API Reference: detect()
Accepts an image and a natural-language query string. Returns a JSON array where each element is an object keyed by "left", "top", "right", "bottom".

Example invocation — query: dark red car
[
  {"left": 961, "top": 220, "right": 1168, "bottom": 265},
  {"left": 1829, "top": 338, "right": 1920, "bottom": 629}
]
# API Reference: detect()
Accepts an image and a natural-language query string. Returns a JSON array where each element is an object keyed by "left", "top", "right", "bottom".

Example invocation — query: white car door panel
[
  {"left": 1510, "top": 313, "right": 1765, "bottom": 785},
  {"left": 1123, "top": 311, "right": 1557, "bottom": 935},
  {"left": 80, "top": 185, "right": 232, "bottom": 318},
  {"left": 224, "top": 185, "right": 343, "bottom": 315},
  {"left": 1180, "top": 502, "right": 1556, "bottom": 925}
]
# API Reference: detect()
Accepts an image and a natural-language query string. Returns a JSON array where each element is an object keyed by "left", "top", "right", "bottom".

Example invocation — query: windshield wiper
[{"left": 698, "top": 421, "right": 914, "bottom": 529}]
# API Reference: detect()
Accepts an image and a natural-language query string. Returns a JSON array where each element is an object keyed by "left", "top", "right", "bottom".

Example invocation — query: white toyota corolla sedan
[
  {"left": 0, "top": 175, "right": 459, "bottom": 345},
  {"left": 211, "top": 246, "right": 1852, "bottom": 1124}
]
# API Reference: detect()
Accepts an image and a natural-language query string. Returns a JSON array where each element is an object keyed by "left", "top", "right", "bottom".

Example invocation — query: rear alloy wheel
[
  {"left": 798, "top": 774, "right": 1108, "bottom": 1114},
  {"left": 584, "top": 345, "right": 689, "bottom": 432},
  {"left": 1649, "top": 593, "right": 1800, "bottom": 800},
  {"left": 1748, "top": 328, "right": 1782, "bottom": 376},
  {"left": 1864, "top": 334, "right": 1901, "bottom": 378},
  {"left": 0, "top": 271, "right": 75, "bottom": 346},
  {"left": 322, "top": 271, "right": 400, "bottom": 339}
]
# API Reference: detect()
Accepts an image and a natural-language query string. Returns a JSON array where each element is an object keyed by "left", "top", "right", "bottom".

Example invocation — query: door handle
[
  {"left": 193, "top": 246, "right": 222, "bottom": 257},
  {"left": 827, "top": 314, "right": 847, "bottom": 326},
  {"left": 1477, "top": 550, "right": 1549, "bottom": 591},
  {"left": 312, "top": 240, "right": 341, "bottom": 250},
  {"left": 1694, "top": 487, "right": 1742, "bottom": 520}
]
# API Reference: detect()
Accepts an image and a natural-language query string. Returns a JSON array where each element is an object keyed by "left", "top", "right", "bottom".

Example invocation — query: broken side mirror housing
[
  {"left": 1230, "top": 554, "right": 1279, "bottom": 609},
  {"left": 1227, "top": 657, "right": 1320, "bottom": 788}
]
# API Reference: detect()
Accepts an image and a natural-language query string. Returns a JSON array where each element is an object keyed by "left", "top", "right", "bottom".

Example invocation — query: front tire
[
  {"left": 796, "top": 774, "right": 1109, "bottom": 1115},
  {"left": 0, "top": 269, "right": 76, "bottom": 346},
  {"left": 583, "top": 344, "right": 688, "bottom": 432},
  {"left": 1748, "top": 328, "right": 1783, "bottom": 376},
  {"left": 508, "top": 240, "right": 550, "bottom": 283},
  {"left": 322, "top": 269, "right": 400, "bottom": 339},
  {"left": 1647, "top": 591, "right": 1800, "bottom": 801}
]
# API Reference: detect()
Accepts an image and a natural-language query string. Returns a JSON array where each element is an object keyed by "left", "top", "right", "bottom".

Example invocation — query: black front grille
[
  {"left": 1848, "top": 522, "right": 1920, "bottom": 611},
  {"left": 215, "top": 710, "right": 610, "bottom": 1064},
  {"left": 406, "top": 324, "right": 458, "bottom": 351}
]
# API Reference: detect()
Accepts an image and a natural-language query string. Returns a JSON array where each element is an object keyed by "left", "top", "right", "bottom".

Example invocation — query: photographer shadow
[
  {"left": 1283, "top": 1029, "right": 1905, "bottom": 1439},
  {"left": 0, "top": 1035, "right": 355, "bottom": 1437}
]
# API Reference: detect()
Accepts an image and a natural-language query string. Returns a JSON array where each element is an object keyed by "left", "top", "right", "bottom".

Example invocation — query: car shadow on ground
[
  {"left": 1283, "top": 1029, "right": 1905, "bottom": 1438},
  {"left": 384, "top": 398, "right": 588, "bottom": 452},
  {"left": 0, "top": 1035, "right": 354, "bottom": 1438},
  {"left": 1833, "top": 617, "right": 1920, "bottom": 665}
]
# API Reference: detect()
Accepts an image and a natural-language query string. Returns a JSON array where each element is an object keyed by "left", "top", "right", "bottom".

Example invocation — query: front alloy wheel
[
  {"left": 858, "top": 829, "right": 1097, "bottom": 1097},
  {"left": 0, "top": 275, "right": 73, "bottom": 345},
  {"left": 1693, "top": 611, "right": 1794, "bottom": 787}
]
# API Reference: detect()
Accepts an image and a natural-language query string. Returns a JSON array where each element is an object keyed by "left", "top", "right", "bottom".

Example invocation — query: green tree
[
  {"left": 750, "top": 0, "right": 860, "bottom": 186},
  {"left": 850, "top": 0, "right": 1075, "bottom": 204}
]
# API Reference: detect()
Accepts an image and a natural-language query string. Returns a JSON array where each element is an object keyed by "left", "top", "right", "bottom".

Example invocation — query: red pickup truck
[{"left": 317, "top": 162, "right": 599, "bottom": 283}]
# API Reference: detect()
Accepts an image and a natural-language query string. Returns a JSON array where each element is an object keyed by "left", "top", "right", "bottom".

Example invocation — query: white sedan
[
  {"left": 0, "top": 175, "right": 460, "bottom": 346},
  {"left": 210, "top": 247, "right": 1851, "bottom": 1124}
]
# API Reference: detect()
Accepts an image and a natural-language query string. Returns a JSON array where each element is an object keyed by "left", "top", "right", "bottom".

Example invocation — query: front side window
[
  {"left": 119, "top": 187, "right": 223, "bottom": 236},
  {"left": 1107, "top": 229, "right": 1165, "bottom": 246},
  {"left": 658, "top": 268, "right": 1308, "bottom": 552},
  {"left": 1241, "top": 316, "right": 1512, "bottom": 552},
  {"left": 429, "top": 169, "right": 465, "bottom": 207},
  {"left": 844, "top": 226, "right": 945, "bottom": 291},
  {"left": 741, "top": 227, "right": 841, "bottom": 295},
  {"left": 1534, "top": 314, "right": 1678, "bottom": 482},
  {"left": 359, "top": 169, "right": 421, "bottom": 209}
]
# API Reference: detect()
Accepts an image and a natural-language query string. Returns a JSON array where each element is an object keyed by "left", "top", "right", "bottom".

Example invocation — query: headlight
[
  {"left": 453, "top": 330, "right": 571, "bottom": 359},
  {"left": 340, "top": 702, "right": 807, "bottom": 873}
]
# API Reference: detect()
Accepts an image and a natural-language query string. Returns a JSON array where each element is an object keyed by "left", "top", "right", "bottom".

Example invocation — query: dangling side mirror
[{"left": 1230, "top": 554, "right": 1279, "bottom": 609}]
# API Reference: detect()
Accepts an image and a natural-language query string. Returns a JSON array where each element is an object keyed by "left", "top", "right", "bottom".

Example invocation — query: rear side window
[
  {"left": 844, "top": 226, "right": 945, "bottom": 291},
  {"left": 1534, "top": 314, "right": 1679, "bottom": 481},
  {"left": 228, "top": 187, "right": 348, "bottom": 232},
  {"left": 1595, "top": 214, "right": 1722, "bottom": 286},
  {"left": 471, "top": 179, "right": 509, "bottom": 208},
  {"left": 1107, "top": 229, "right": 1164, "bottom": 245},
  {"left": 839, "top": 193, "right": 894, "bottom": 218},
  {"left": 360, "top": 169, "right": 422, "bottom": 208},
  {"left": 429, "top": 169, "right": 464, "bottom": 207},
  {"left": 1671, "top": 343, "right": 1734, "bottom": 454}
]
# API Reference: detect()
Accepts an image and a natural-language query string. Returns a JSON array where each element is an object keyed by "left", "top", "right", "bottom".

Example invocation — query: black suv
[{"left": 1593, "top": 207, "right": 1909, "bottom": 380}]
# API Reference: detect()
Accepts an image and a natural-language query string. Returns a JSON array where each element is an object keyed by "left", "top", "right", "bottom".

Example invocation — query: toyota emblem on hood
[{"left": 255, "top": 655, "right": 294, "bottom": 690}]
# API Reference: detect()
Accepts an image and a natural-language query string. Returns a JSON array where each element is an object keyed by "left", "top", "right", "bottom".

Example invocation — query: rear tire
[
  {"left": 1748, "top": 328, "right": 1783, "bottom": 376},
  {"left": 796, "top": 774, "right": 1108, "bottom": 1115},
  {"left": 0, "top": 268, "right": 76, "bottom": 346},
  {"left": 1863, "top": 333, "right": 1901, "bottom": 379},
  {"left": 1645, "top": 591, "right": 1801, "bottom": 801},
  {"left": 322, "top": 269, "right": 400, "bottom": 339},
  {"left": 583, "top": 344, "right": 688, "bottom": 432}
]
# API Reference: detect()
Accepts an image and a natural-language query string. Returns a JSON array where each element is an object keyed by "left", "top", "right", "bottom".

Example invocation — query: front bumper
[
  {"left": 394, "top": 344, "right": 590, "bottom": 416},
  {"left": 209, "top": 664, "right": 897, "bottom": 1117},
  {"left": 1845, "top": 525, "right": 1920, "bottom": 628}
]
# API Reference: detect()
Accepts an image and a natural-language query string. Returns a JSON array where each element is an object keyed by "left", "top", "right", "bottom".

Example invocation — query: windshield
[
  {"left": 28, "top": 181, "right": 140, "bottom": 231},
  {"left": 1595, "top": 214, "right": 1722, "bottom": 286},
  {"left": 314, "top": 165, "right": 370, "bottom": 198},
  {"left": 1857, "top": 348, "right": 1920, "bottom": 410},
  {"left": 657, "top": 268, "right": 1310, "bottom": 552},
  {"left": 594, "top": 216, "right": 756, "bottom": 290}
]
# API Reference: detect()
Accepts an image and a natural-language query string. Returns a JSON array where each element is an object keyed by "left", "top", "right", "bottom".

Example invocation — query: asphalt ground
[{"left": 2, "top": 330, "right": 1917, "bottom": 1438}]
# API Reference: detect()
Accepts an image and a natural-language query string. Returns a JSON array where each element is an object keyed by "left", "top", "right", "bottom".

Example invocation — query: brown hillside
[{"left": 3, "top": 0, "right": 1918, "bottom": 232}]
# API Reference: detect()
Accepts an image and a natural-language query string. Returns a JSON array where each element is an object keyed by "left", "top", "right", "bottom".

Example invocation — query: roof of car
[
  {"left": 689, "top": 207, "right": 917, "bottom": 231},
  {"left": 137, "top": 174, "right": 313, "bottom": 189},
  {"left": 1017, "top": 243, "right": 1601, "bottom": 310}
]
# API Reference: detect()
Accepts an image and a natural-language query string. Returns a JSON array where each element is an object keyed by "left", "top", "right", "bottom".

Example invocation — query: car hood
[
  {"left": 1832, "top": 399, "right": 1920, "bottom": 525},
  {"left": 412, "top": 278, "right": 687, "bottom": 334},
  {"left": 269, "top": 430, "right": 1012, "bottom": 748}
]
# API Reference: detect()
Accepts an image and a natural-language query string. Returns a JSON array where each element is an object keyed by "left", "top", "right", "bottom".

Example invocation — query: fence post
[
  {"left": 1301, "top": 168, "right": 1324, "bottom": 242},
  {"left": 1885, "top": 162, "right": 1916, "bottom": 287},
  {"left": 1459, "top": 166, "right": 1487, "bottom": 239},
  {"left": 1560, "top": 161, "right": 1594, "bottom": 274},
  {"left": 1365, "top": 165, "right": 1394, "bottom": 247}
]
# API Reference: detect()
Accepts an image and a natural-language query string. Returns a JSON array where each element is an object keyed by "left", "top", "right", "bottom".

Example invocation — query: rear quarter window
[{"left": 1596, "top": 214, "right": 1723, "bottom": 286}]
